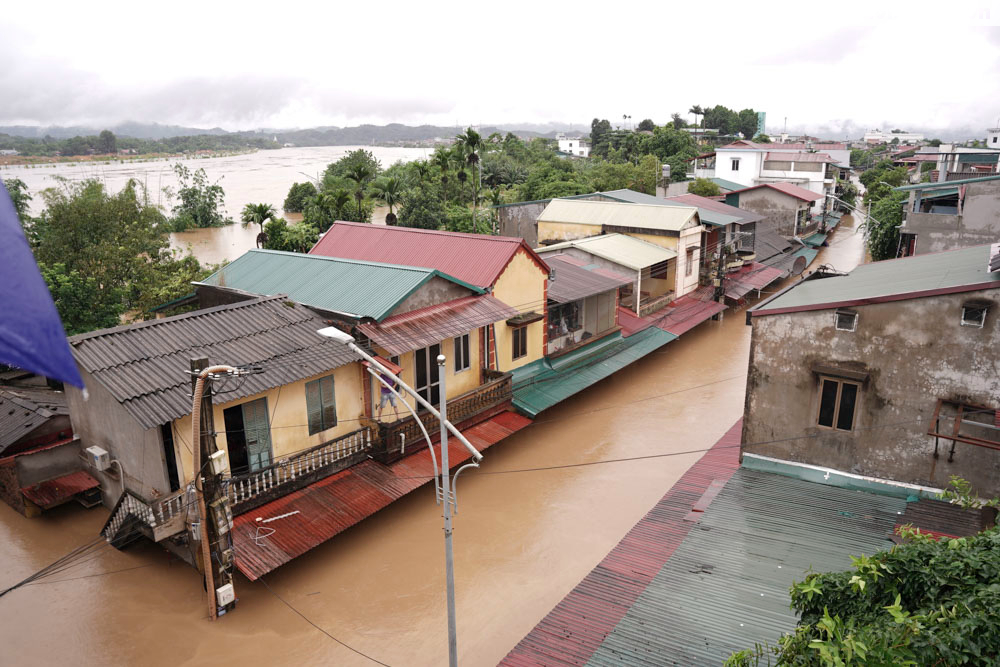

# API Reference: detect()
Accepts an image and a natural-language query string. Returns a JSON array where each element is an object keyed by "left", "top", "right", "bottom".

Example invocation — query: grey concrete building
[
  {"left": 743, "top": 245, "right": 1000, "bottom": 495},
  {"left": 897, "top": 175, "right": 1000, "bottom": 256}
]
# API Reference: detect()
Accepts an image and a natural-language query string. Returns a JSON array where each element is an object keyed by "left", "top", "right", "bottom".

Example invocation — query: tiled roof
[
  {"left": 196, "top": 249, "right": 481, "bottom": 321},
  {"left": 666, "top": 193, "right": 764, "bottom": 226},
  {"left": 544, "top": 254, "right": 632, "bottom": 303},
  {"left": 357, "top": 294, "right": 518, "bottom": 357},
  {"left": 70, "top": 297, "right": 359, "bottom": 430},
  {"left": 309, "top": 221, "right": 549, "bottom": 289},
  {"left": 764, "top": 151, "right": 834, "bottom": 163},
  {"left": 538, "top": 199, "right": 699, "bottom": 232},
  {"left": 753, "top": 244, "right": 1000, "bottom": 316},
  {"left": 537, "top": 234, "right": 677, "bottom": 271},
  {"left": 0, "top": 386, "right": 68, "bottom": 453},
  {"left": 730, "top": 182, "right": 824, "bottom": 202}
]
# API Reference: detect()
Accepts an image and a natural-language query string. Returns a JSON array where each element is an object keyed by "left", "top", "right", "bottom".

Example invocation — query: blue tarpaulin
[{"left": 0, "top": 182, "right": 84, "bottom": 387}]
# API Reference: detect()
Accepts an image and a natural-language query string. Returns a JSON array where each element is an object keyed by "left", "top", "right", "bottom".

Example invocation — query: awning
[
  {"left": 232, "top": 410, "right": 532, "bottom": 580},
  {"left": 657, "top": 295, "right": 727, "bottom": 336},
  {"left": 725, "top": 263, "right": 785, "bottom": 301},
  {"left": 546, "top": 255, "right": 632, "bottom": 303},
  {"left": 791, "top": 247, "right": 819, "bottom": 271},
  {"left": 358, "top": 294, "right": 518, "bottom": 356},
  {"left": 511, "top": 328, "right": 677, "bottom": 417},
  {"left": 21, "top": 470, "right": 99, "bottom": 509},
  {"left": 802, "top": 231, "right": 828, "bottom": 248}
]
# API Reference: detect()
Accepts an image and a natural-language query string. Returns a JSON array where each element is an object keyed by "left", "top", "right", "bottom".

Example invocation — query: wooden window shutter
[
  {"left": 320, "top": 376, "right": 337, "bottom": 429},
  {"left": 306, "top": 379, "right": 322, "bottom": 434}
]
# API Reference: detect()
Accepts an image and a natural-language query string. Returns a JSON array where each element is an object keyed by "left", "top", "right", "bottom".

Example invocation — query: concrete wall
[
  {"left": 737, "top": 189, "right": 806, "bottom": 237},
  {"left": 492, "top": 248, "right": 548, "bottom": 371},
  {"left": 714, "top": 150, "right": 762, "bottom": 187},
  {"left": 656, "top": 181, "right": 692, "bottom": 198},
  {"left": 498, "top": 201, "right": 548, "bottom": 247},
  {"left": 15, "top": 440, "right": 82, "bottom": 487},
  {"left": 743, "top": 288, "right": 1000, "bottom": 495},
  {"left": 66, "top": 371, "right": 169, "bottom": 505},
  {"left": 392, "top": 276, "right": 476, "bottom": 315},
  {"left": 537, "top": 220, "right": 602, "bottom": 245},
  {"left": 676, "top": 226, "right": 703, "bottom": 296},
  {"left": 908, "top": 182, "right": 1000, "bottom": 255}
]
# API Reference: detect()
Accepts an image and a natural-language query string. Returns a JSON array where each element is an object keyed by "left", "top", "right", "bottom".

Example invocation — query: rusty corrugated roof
[
  {"left": 357, "top": 294, "right": 518, "bottom": 356},
  {"left": 545, "top": 255, "right": 631, "bottom": 303},
  {"left": 69, "top": 296, "right": 359, "bottom": 430},
  {"left": 310, "top": 221, "right": 549, "bottom": 289},
  {"left": 765, "top": 151, "right": 834, "bottom": 162},
  {"left": 21, "top": 470, "right": 99, "bottom": 508},
  {"left": 0, "top": 386, "right": 68, "bottom": 453},
  {"left": 232, "top": 410, "right": 532, "bottom": 580},
  {"left": 729, "top": 181, "right": 824, "bottom": 202}
]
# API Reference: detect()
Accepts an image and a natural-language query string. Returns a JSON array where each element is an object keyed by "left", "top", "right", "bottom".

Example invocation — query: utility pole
[
  {"left": 189, "top": 358, "right": 237, "bottom": 620},
  {"left": 438, "top": 354, "right": 458, "bottom": 667}
]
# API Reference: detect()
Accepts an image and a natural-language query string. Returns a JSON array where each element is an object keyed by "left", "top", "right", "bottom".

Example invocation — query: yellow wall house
[{"left": 536, "top": 199, "right": 703, "bottom": 298}]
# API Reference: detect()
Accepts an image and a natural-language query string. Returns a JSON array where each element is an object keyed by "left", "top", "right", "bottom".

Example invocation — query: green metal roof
[
  {"left": 511, "top": 327, "right": 676, "bottom": 417},
  {"left": 791, "top": 247, "right": 819, "bottom": 266},
  {"left": 196, "top": 249, "right": 483, "bottom": 321},
  {"left": 710, "top": 177, "right": 747, "bottom": 192},
  {"left": 895, "top": 173, "right": 1000, "bottom": 191},
  {"left": 802, "top": 231, "right": 828, "bottom": 248},
  {"left": 537, "top": 233, "right": 677, "bottom": 271},
  {"left": 589, "top": 468, "right": 906, "bottom": 663},
  {"left": 754, "top": 244, "right": 1000, "bottom": 315}
]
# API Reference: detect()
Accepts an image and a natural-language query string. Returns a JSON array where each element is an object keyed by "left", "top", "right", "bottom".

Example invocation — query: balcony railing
[{"left": 376, "top": 370, "right": 513, "bottom": 464}]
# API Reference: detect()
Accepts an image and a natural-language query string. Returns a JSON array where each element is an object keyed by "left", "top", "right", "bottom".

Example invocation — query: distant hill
[{"left": 0, "top": 122, "right": 229, "bottom": 140}]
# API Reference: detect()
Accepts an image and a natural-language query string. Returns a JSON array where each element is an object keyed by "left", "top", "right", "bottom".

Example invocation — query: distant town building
[
  {"left": 864, "top": 129, "right": 924, "bottom": 144},
  {"left": 0, "top": 149, "right": 18, "bottom": 156},
  {"left": 556, "top": 133, "right": 590, "bottom": 157},
  {"left": 756, "top": 111, "right": 766, "bottom": 137}
]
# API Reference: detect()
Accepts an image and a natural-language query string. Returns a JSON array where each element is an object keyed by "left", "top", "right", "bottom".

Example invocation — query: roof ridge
[
  {"left": 555, "top": 199, "right": 699, "bottom": 212},
  {"left": 69, "top": 295, "right": 292, "bottom": 344},
  {"left": 248, "top": 247, "right": 442, "bottom": 272},
  {"left": 330, "top": 221, "right": 523, "bottom": 243}
]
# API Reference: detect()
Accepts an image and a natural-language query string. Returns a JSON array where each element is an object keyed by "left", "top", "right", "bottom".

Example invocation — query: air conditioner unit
[
  {"left": 85, "top": 446, "right": 110, "bottom": 471},
  {"left": 216, "top": 582, "right": 235, "bottom": 607},
  {"left": 209, "top": 450, "right": 228, "bottom": 475}
]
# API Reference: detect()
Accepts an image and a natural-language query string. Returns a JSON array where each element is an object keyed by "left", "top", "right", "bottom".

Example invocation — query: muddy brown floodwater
[{"left": 0, "top": 217, "right": 864, "bottom": 666}]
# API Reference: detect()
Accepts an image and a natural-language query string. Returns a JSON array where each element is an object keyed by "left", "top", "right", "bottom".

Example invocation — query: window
[
  {"left": 994, "top": 136, "right": 998, "bottom": 144},
  {"left": 512, "top": 325, "right": 528, "bottom": 360},
  {"left": 817, "top": 378, "right": 859, "bottom": 431},
  {"left": 834, "top": 310, "right": 857, "bottom": 332},
  {"left": 650, "top": 259, "right": 670, "bottom": 279},
  {"left": 961, "top": 303, "right": 988, "bottom": 328},
  {"left": 685, "top": 247, "right": 696, "bottom": 276},
  {"left": 415, "top": 344, "right": 441, "bottom": 406},
  {"left": 730, "top": 158, "right": 740, "bottom": 171},
  {"left": 224, "top": 398, "right": 273, "bottom": 473},
  {"left": 305, "top": 376, "right": 337, "bottom": 435},
  {"left": 454, "top": 334, "right": 470, "bottom": 372}
]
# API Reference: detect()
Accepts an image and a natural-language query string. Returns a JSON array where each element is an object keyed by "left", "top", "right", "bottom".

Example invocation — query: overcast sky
[{"left": 2, "top": 1, "right": 999, "bottom": 139}]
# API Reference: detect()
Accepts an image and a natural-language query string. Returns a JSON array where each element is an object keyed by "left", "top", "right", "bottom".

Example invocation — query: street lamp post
[{"left": 316, "top": 327, "right": 481, "bottom": 667}]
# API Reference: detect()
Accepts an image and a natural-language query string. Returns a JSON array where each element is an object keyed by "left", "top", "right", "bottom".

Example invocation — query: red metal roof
[
  {"left": 657, "top": 294, "right": 727, "bottom": 336},
  {"left": 545, "top": 255, "right": 631, "bottom": 303},
  {"left": 765, "top": 151, "right": 834, "bottom": 162},
  {"left": 232, "top": 410, "right": 532, "bottom": 580},
  {"left": 310, "top": 221, "right": 549, "bottom": 289},
  {"left": 21, "top": 470, "right": 99, "bottom": 509},
  {"left": 725, "top": 262, "right": 785, "bottom": 301},
  {"left": 729, "top": 181, "right": 824, "bottom": 202},
  {"left": 501, "top": 420, "right": 741, "bottom": 666},
  {"left": 357, "top": 294, "right": 518, "bottom": 356},
  {"left": 666, "top": 194, "right": 764, "bottom": 224},
  {"left": 765, "top": 142, "right": 847, "bottom": 151}
]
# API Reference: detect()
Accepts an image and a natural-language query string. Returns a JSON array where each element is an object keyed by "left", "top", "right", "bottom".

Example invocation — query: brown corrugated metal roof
[
  {"left": 21, "top": 470, "right": 99, "bottom": 508},
  {"left": 730, "top": 182, "right": 824, "bottom": 202},
  {"left": 70, "top": 296, "right": 359, "bottom": 430},
  {"left": 0, "top": 386, "right": 68, "bottom": 453},
  {"left": 765, "top": 151, "right": 834, "bottom": 162},
  {"left": 545, "top": 255, "right": 632, "bottom": 303},
  {"left": 357, "top": 294, "right": 518, "bottom": 356},
  {"left": 232, "top": 410, "right": 532, "bottom": 580},
  {"left": 310, "top": 221, "right": 549, "bottom": 289}
]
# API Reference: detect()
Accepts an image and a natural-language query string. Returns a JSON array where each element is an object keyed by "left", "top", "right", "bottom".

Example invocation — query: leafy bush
[
  {"left": 688, "top": 178, "right": 721, "bottom": 197},
  {"left": 283, "top": 181, "right": 317, "bottom": 213}
]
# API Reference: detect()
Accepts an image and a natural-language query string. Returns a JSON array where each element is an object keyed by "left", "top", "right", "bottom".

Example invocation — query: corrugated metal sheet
[
  {"left": 310, "top": 221, "right": 549, "bottom": 289},
  {"left": 710, "top": 178, "right": 747, "bottom": 193},
  {"left": 21, "top": 470, "right": 99, "bottom": 508},
  {"left": 896, "top": 173, "right": 1000, "bottom": 191},
  {"left": 511, "top": 328, "right": 676, "bottom": 417},
  {"left": 197, "top": 249, "right": 482, "bottom": 321},
  {"left": 501, "top": 420, "right": 743, "bottom": 667},
  {"left": 725, "top": 263, "right": 785, "bottom": 300},
  {"left": 545, "top": 255, "right": 631, "bottom": 303},
  {"left": 765, "top": 151, "right": 834, "bottom": 162},
  {"left": 357, "top": 294, "right": 518, "bottom": 356},
  {"left": 656, "top": 294, "right": 727, "bottom": 336},
  {"left": 538, "top": 234, "right": 676, "bottom": 271},
  {"left": 0, "top": 386, "right": 68, "bottom": 453},
  {"left": 802, "top": 231, "right": 828, "bottom": 247},
  {"left": 666, "top": 193, "right": 764, "bottom": 226},
  {"left": 756, "top": 244, "right": 1000, "bottom": 315},
  {"left": 232, "top": 410, "right": 532, "bottom": 580},
  {"left": 537, "top": 199, "right": 699, "bottom": 232},
  {"left": 730, "top": 182, "right": 823, "bottom": 202},
  {"left": 765, "top": 143, "right": 848, "bottom": 151},
  {"left": 70, "top": 297, "right": 359, "bottom": 430}
]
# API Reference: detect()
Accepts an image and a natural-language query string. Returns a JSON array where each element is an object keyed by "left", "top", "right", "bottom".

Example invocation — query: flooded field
[{"left": 0, "top": 218, "right": 865, "bottom": 666}]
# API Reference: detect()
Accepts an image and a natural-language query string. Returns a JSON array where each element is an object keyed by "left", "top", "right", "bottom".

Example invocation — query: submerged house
[{"left": 743, "top": 244, "right": 1000, "bottom": 495}]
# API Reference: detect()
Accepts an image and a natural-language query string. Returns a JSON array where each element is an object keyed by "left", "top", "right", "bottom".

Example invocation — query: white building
[
  {"left": 556, "top": 134, "right": 590, "bottom": 158},
  {"left": 863, "top": 129, "right": 924, "bottom": 144},
  {"left": 691, "top": 140, "right": 838, "bottom": 213},
  {"left": 987, "top": 128, "right": 1000, "bottom": 149}
]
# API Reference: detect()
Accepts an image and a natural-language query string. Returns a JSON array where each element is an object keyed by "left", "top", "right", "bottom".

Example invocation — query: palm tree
[
  {"left": 411, "top": 161, "right": 431, "bottom": 185},
  {"left": 455, "top": 127, "right": 484, "bottom": 213},
  {"left": 456, "top": 168, "right": 468, "bottom": 202},
  {"left": 689, "top": 105, "right": 704, "bottom": 129},
  {"left": 371, "top": 176, "right": 406, "bottom": 225},
  {"left": 345, "top": 163, "right": 375, "bottom": 221},
  {"left": 431, "top": 148, "right": 451, "bottom": 207},
  {"left": 241, "top": 202, "right": 276, "bottom": 248},
  {"left": 316, "top": 189, "right": 351, "bottom": 231}
]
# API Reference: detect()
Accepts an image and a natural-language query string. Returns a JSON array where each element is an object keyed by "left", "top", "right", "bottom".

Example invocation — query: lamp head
[{"left": 317, "top": 326, "right": 355, "bottom": 346}]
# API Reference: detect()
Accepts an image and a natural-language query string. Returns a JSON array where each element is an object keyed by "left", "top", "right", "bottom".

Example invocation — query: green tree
[
  {"left": 864, "top": 191, "right": 906, "bottom": 261},
  {"left": 283, "top": 181, "right": 318, "bottom": 213},
  {"left": 345, "top": 162, "right": 375, "bottom": 221},
  {"left": 636, "top": 118, "right": 656, "bottom": 132},
  {"left": 262, "top": 217, "right": 319, "bottom": 253},
  {"left": 98, "top": 129, "right": 117, "bottom": 154},
  {"left": 241, "top": 202, "right": 277, "bottom": 247},
  {"left": 3, "top": 177, "right": 31, "bottom": 222},
  {"left": 688, "top": 105, "right": 704, "bottom": 128},
  {"left": 398, "top": 185, "right": 446, "bottom": 230},
  {"left": 323, "top": 149, "right": 381, "bottom": 184},
  {"left": 39, "top": 262, "right": 124, "bottom": 335},
  {"left": 687, "top": 178, "right": 721, "bottom": 197},
  {"left": 737, "top": 109, "right": 758, "bottom": 139},
  {"left": 455, "top": 127, "right": 485, "bottom": 212},
  {"left": 432, "top": 147, "right": 453, "bottom": 207},
  {"left": 752, "top": 134, "right": 771, "bottom": 143},
  {"left": 370, "top": 175, "right": 406, "bottom": 224},
  {"left": 671, "top": 113, "right": 685, "bottom": 130},
  {"left": 590, "top": 118, "right": 612, "bottom": 157},
  {"left": 169, "top": 164, "right": 231, "bottom": 230}
]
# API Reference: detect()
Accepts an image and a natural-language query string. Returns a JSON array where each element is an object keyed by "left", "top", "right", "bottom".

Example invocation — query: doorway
[
  {"left": 223, "top": 398, "right": 273, "bottom": 475},
  {"left": 414, "top": 343, "right": 441, "bottom": 407}
]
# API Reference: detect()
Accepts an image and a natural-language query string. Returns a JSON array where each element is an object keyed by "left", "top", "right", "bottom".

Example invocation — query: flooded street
[
  {"left": 3, "top": 146, "right": 427, "bottom": 264},
  {"left": 0, "top": 217, "right": 865, "bottom": 666}
]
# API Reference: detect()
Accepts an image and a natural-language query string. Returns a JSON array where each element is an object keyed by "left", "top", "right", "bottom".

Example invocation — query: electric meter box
[
  {"left": 85, "top": 446, "right": 110, "bottom": 471},
  {"left": 216, "top": 583, "right": 235, "bottom": 607},
  {"left": 209, "top": 497, "right": 233, "bottom": 536},
  {"left": 209, "top": 449, "right": 228, "bottom": 475}
]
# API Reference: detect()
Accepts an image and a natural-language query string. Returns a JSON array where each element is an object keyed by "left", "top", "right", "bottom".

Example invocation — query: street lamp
[{"left": 316, "top": 327, "right": 482, "bottom": 667}]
